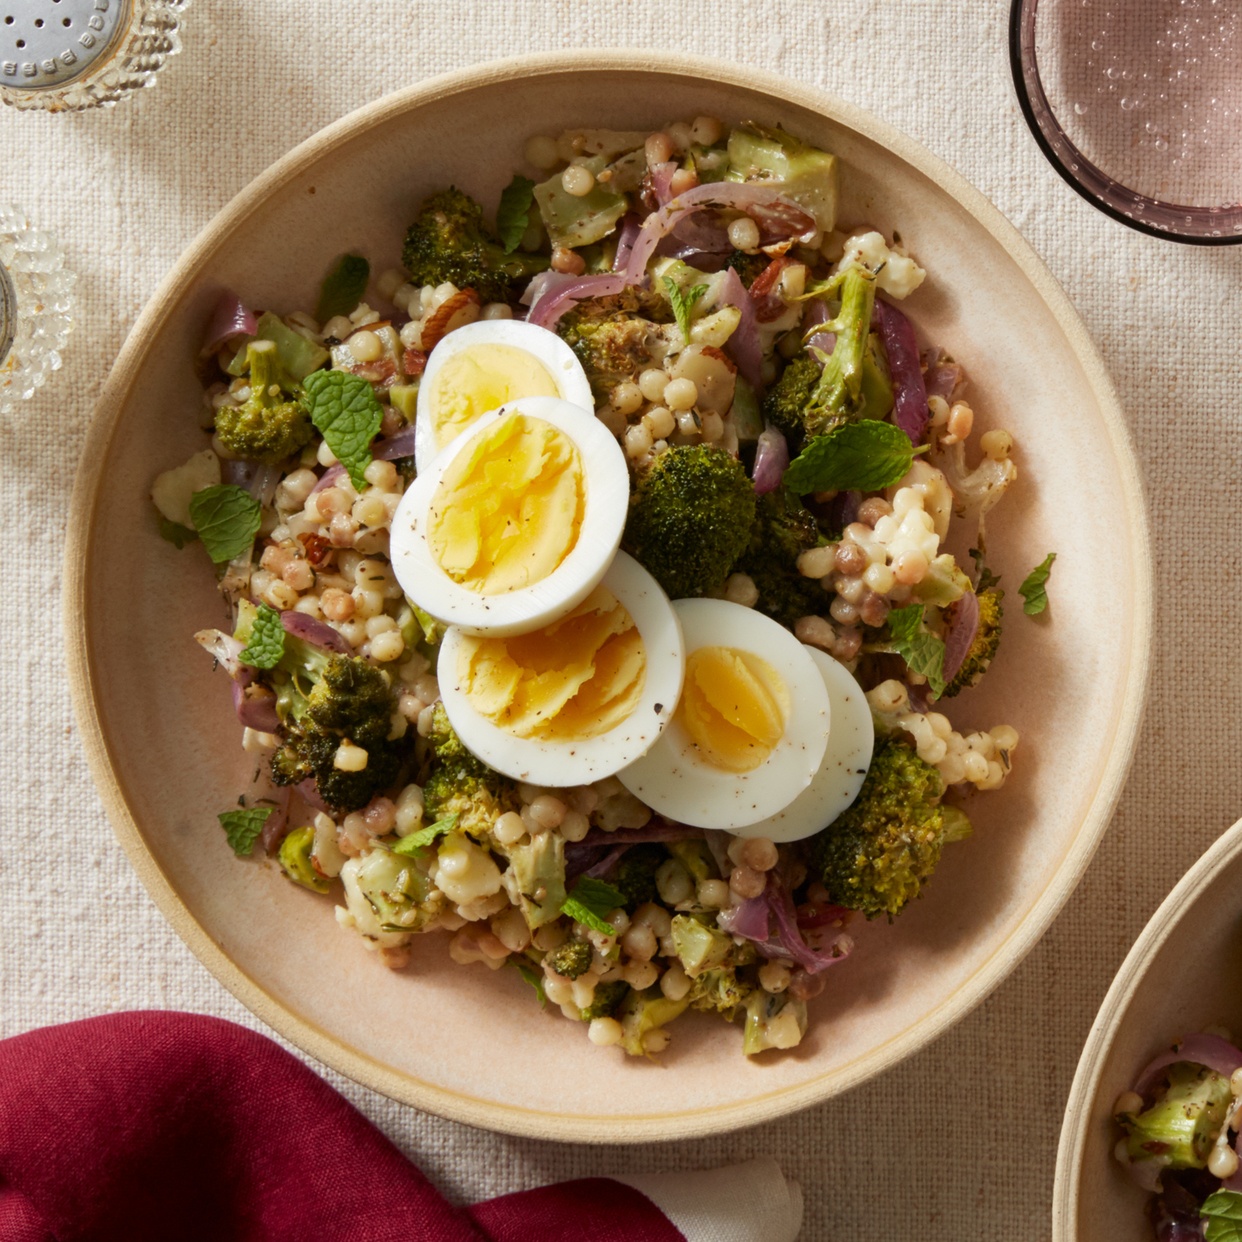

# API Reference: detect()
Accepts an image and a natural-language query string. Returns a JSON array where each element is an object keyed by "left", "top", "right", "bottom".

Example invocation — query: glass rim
[
  {"left": 1009, "top": 0, "right": 1242, "bottom": 246},
  {"left": 0, "top": 262, "right": 14, "bottom": 372}
]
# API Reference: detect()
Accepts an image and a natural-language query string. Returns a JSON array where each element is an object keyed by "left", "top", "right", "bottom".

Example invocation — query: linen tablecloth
[{"left": 3, "top": 3, "right": 1239, "bottom": 1237}]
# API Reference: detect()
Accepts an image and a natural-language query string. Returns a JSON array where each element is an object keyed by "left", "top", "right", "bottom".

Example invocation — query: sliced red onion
[
  {"left": 906, "top": 683, "right": 932, "bottom": 715},
  {"left": 719, "top": 893, "right": 770, "bottom": 941},
  {"left": 260, "top": 787, "right": 293, "bottom": 855},
  {"left": 924, "top": 353, "right": 965, "bottom": 403},
  {"left": 1124, "top": 1157, "right": 1168, "bottom": 1194},
  {"left": 650, "top": 161, "right": 677, "bottom": 206},
  {"left": 717, "top": 267, "right": 763, "bottom": 392},
  {"left": 309, "top": 464, "right": 346, "bottom": 495},
  {"left": 221, "top": 459, "right": 257, "bottom": 490},
  {"left": 249, "top": 463, "right": 282, "bottom": 508},
  {"left": 752, "top": 425, "right": 789, "bottom": 495},
  {"left": 372, "top": 427, "right": 417, "bottom": 461},
  {"left": 668, "top": 211, "right": 732, "bottom": 256},
  {"left": 613, "top": 214, "right": 642, "bottom": 272},
  {"left": 202, "top": 292, "right": 257, "bottom": 356},
  {"left": 297, "top": 778, "right": 330, "bottom": 813},
  {"left": 873, "top": 297, "right": 929, "bottom": 445},
  {"left": 804, "top": 299, "right": 835, "bottom": 357},
  {"left": 824, "top": 490, "right": 862, "bottom": 531},
  {"left": 519, "top": 270, "right": 578, "bottom": 309},
  {"left": 526, "top": 272, "right": 628, "bottom": 331},
  {"left": 718, "top": 874, "right": 854, "bottom": 975},
  {"left": 584, "top": 844, "right": 632, "bottom": 880},
  {"left": 942, "top": 590, "right": 980, "bottom": 686},
  {"left": 280, "top": 610, "right": 353, "bottom": 655},
  {"left": 232, "top": 679, "right": 281, "bottom": 732},
  {"left": 1133, "top": 1033, "right": 1242, "bottom": 1096},
  {"left": 574, "top": 822, "right": 705, "bottom": 849}
]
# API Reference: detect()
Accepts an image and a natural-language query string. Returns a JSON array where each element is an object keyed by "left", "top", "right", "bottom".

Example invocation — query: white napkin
[{"left": 613, "top": 1156, "right": 803, "bottom": 1242}]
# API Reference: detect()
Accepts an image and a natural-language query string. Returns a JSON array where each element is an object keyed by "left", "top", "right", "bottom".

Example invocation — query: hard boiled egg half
[
  {"left": 414, "top": 320, "right": 594, "bottom": 475},
  {"left": 618, "top": 600, "right": 833, "bottom": 832},
  {"left": 437, "top": 552, "right": 685, "bottom": 786},
  {"left": 389, "top": 397, "right": 629, "bottom": 636}
]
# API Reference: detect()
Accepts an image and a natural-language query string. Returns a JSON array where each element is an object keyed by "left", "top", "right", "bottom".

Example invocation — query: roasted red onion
[
  {"left": 372, "top": 427, "right": 417, "bottom": 461},
  {"left": 526, "top": 272, "right": 628, "bottom": 330},
  {"left": 260, "top": 787, "right": 293, "bottom": 855},
  {"left": 752, "top": 425, "right": 789, "bottom": 495},
  {"left": 650, "top": 161, "right": 676, "bottom": 206},
  {"left": 873, "top": 297, "right": 929, "bottom": 444},
  {"left": 280, "top": 610, "right": 353, "bottom": 655},
  {"left": 1133, "top": 1032, "right": 1242, "bottom": 1096},
  {"left": 231, "top": 679, "right": 281, "bottom": 733},
  {"left": 574, "top": 822, "right": 706, "bottom": 849},
  {"left": 942, "top": 590, "right": 980, "bottom": 686},
  {"left": 923, "top": 350, "right": 965, "bottom": 403},
  {"left": 309, "top": 464, "right": 346, "bottom": 495},
  {"left": 202, "top": 292, "right": 256, "bottom": 356},
  {"left": 803, "top": 299, "right": 835, "bottom": 357},
  {"left": 221, "top": 459, "right": 257, "bottom": 490},
  {"left": 612, "top": 214, "right": 642, "bottom": 272},
  {"left": 297, "top": 778, "right": 330, "bottom": 813},
  {"left": 718, "top": 874, "right": 855, "bottom": 975},
  {"left": 717, "top": 267, "right": 764, "bottom": 392}
]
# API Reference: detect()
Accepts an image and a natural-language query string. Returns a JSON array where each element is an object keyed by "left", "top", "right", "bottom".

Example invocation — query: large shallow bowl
[
  {"left": 66, "top": 51, "right": 1150, "bottom": 1142},
  {"left": 1053, "top": 817, "right": 1242, "bottom": 1239}
]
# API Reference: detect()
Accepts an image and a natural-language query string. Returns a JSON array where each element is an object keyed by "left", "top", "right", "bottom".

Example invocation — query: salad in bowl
[{"left": 151, "top": 114, "right": 1050, "bottom": 1060}]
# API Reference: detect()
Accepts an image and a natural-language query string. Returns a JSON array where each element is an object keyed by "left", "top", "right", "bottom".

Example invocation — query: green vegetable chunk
[
  {"left": 726, "top": 123, "right": 838, "bottom": 233},
  {"left": 303, "top": 369, "right": 384, "bottom": 491},
  {"left": 217, "top": 806, "right": 271, "bottom": 857},
  {"left": 624, "top": 445, "right": 757, "bottom": 600},
  {"left": 316, "top": 254, "right": 370, "bottom": 324},
  {"left": 239, "top": 603, "right": 286, "bottom": 671},
  {"left": 225, "top": 311, "right": 329, "bottom": 381},
  {"left": 278, "top": 825, "right": 329, "bottom": 893},
  {"left": 783, "top": 419, "right": 918, "bottom": 495},
  {"left": 188, "top": 484, "right": 262, "bottom": 565},
  {"left": 1121, "top": 1061, "right": 1232, "bottom": 1171},
  {"left": 1019, "top": 552, "right": 1057, "bottom": 616}
]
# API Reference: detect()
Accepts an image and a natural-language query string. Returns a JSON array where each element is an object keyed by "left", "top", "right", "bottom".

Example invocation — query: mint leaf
[
  {"left": 303, "top": 369, "right": 384, "bottom": 490},
  {"left": 514, "top": 960, "right": 548, "bottom": 1008},
  {"left": 1019, "top": 552, "right": 1056, "bottom": 616},
  {"left": 887, "top": 603, "right": 947, "bottom": 698},
  {"left": 497, "top": 175, "right": 536, "bottom": 254},
  {"left": 662, "top": 275, "right": 708, "bottom": 345},
  {"left": 188, "top": 484, "right": 262, "bottom": 564},
  {"left": 218, "top": 806, "right": 271, "bottom": 857},
  {"left": 316, "top": 253, "right": 370, "bottom": 324},
  {"left": 239, "top": 603, "right": 286, "bottom": 670},
  {"left": 1203, "top": 1191, "right": 1242, "bottom": 1241},
  {"left": 561, "top": 876, "right": 627, "bottom": 935},
  {"left": 391, "top": 813, "right": 460, "bottom": 858},
  {"left": 158, "top": 517, "right": 198, "bottom": 549},
  {"left": 784, "top": 419, "right": 917, "bottom": 494}
]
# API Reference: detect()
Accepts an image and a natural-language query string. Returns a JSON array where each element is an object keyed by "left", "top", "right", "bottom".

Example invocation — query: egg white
[
  {"left": 616, "top": 599, "right": 831, "bottom": 831},
  {"left": 730, "top": 647, "right": 875, "bottom": 842},
  {"left": 436, "top": 552, "right": 685, "bottom": 786},
  {"left": 414, "top": 319, "right": 594, "bottom": 475},
  {"left": 389, "top": 397, "right": 630, "bottom": 636}
]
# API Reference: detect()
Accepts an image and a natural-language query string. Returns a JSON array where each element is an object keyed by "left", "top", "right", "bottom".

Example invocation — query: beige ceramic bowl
[
  {"left": 1053, "top": 817, "right": 1242, "bottom": 1239},
  {"left": 66, "top": 52, "right": 1150, "bottom": 1141}
]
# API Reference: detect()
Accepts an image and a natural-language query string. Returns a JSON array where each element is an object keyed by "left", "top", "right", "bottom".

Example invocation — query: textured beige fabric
[{"left": 2, "top": 2, "right": 1240, "bottom": 1239}]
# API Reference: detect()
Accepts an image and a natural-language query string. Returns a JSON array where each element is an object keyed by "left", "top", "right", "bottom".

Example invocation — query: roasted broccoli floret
[
  {"left": 733, "top": 489, "right": 825, "bottom": 628},
  {"left": 607, "top": 843, "right": 666, "bottom": 909},
  {"left": 214, "top": 339, "right": 313, "bottom": 465},
  {"left": 1120, "top": 1062, "right": 1233, "bottom": 1170},
  {"left": 557, "top": 291, "right": 670, "bottom": 401},
  {"left": 268, "top": 638, "right": 402, "bottom": 813},
  {"left": 545, "top": 936, "right": 593, "bottom": 980},
  {"left": 941, "top": 587, "right": 1004, "bottom": 698},
  {"left": 421, "top": 703, "right": 517, "bottom": 838},
  {"left": 624, "top": 445, "right": 757, "bottom": 599},
  {"left": 724, "top": 250, "right": 770, "bottom": 288},
  {"left": 688, "top": 967, "right": 753, "bottom": 1020},
  {"left": 579, "top": 980, "right": 629, "bottom": 1022},
  {"left": 808, "top": 734, "right": 968, "bottom": 920},
  {"left": 761, "top": 267, "right": 891, "bottom": 448},
  {"left": 401, "top": 188, "right": 549, "bottom": 304}
]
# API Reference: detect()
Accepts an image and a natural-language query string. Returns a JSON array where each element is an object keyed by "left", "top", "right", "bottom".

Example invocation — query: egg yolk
[
  {"left": 427, "top": 411, "right": 584, "bottom": 595},
  {"left": 457, "top": 586, "right": 647, "bottom": 740},
  {"left": 429, "top": 343, "right": 560, "bottom": 450},
  {"left": 677, "top": 646, "right": 789, "bottom": 773}
]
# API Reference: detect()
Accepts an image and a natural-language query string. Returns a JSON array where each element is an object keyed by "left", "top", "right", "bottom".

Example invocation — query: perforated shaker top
[{"left": 1, "top": 0, "right": 129, "bottom": 89}]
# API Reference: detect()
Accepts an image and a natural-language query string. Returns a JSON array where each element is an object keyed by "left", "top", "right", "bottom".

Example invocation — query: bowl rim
[
  {"left": 64, "top": 48, "right": 1154, "bottom": 1142},
  {"left": 1051, "top": 816, "right": 1242, "bottom": 1240}
]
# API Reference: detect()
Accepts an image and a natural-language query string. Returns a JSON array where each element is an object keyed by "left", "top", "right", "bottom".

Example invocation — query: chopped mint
[
  {"left": 515, "top": 960, "right": 548, "bottom": 1008},
  {"left": 1019, "top": 553, "right": 1056, "bottom": 616},
  {"left": 218, "top": 806, "right": 272, "bottom": 857},
  {"left": 239, "top": 603, "right": 286, "bottom": 670},
  {"left": 316, "top": 254, "right": 370, "bottom": 324},
  {"left": 887, "top": 603, "right": 947, "bottom": 698},
  {"left": 662, "top": 275, "right": 708, "bottom": 345},
  {"left": 561, "top": 877, "right": 627, "bottom": 936},
  {"left": 158, "top": 517, "right": 198, "bottom": 549},
  {"left": 497, "top": 175, "right": 537, "bottom": 254},
  {"left": 187, "top": 484, "right": 261, "bottom": 565},
  {"left": 783, "top": 419, "right": 920, "bottom": 494},
  {"left": 391, "top": 813, "right": 460, "bottom": 858},
  {"left": 1203, "top": 1190, "right": 1242, "bottom": 1242},
  {"left": 303, "top": 369, "right": 384, "bottom": 490}
]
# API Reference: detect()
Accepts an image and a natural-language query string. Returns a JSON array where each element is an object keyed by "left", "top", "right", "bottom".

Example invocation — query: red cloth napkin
[{"left": 0, "top": 1011, "right": 684, "bottom": 1242}]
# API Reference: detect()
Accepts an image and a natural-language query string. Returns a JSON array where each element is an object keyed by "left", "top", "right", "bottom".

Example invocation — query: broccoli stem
[{"left": 805, "top": 267, "right": 877, "bottom": 432}]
